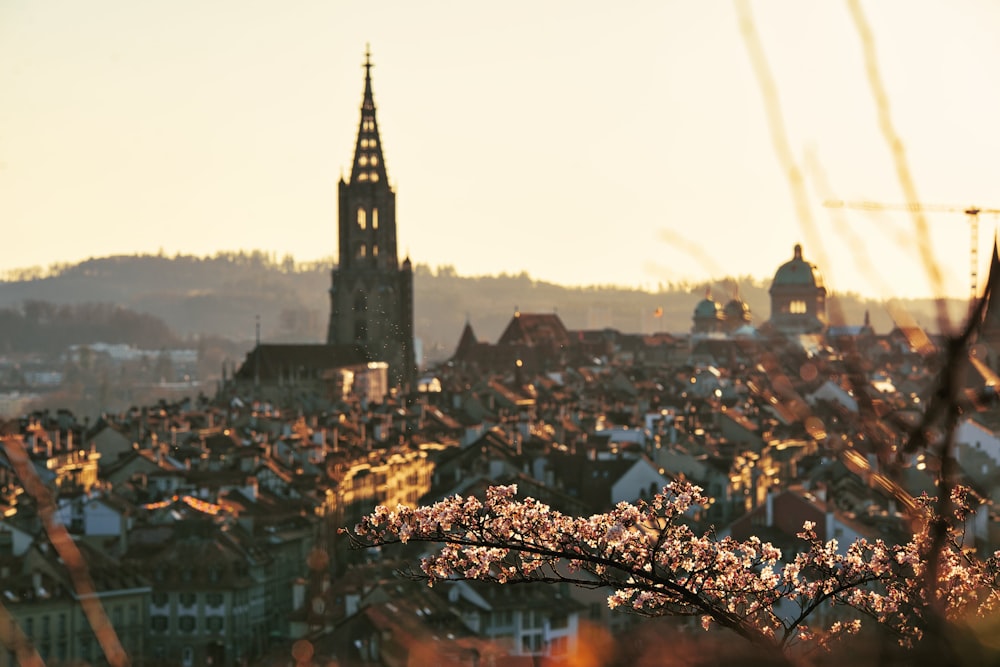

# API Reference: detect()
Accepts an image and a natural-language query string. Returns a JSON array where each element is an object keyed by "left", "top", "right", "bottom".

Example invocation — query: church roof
[
  {"left": 234, "top": 344, "right": 372, "bottom": 382},
  {"left": 772, "top": 244, "right": 824, "bottom": 290},
  {"left": 497, "top": 312, "right": 570, "bottom": 347}
]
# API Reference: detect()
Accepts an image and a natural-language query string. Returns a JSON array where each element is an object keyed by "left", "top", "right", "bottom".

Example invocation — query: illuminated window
[
  {"left": 372, "top": 208, "right": 379, "bottom": 229},
  {"left": 372, "top": 245, "right": 378, "bottom": 257},
  {"left": 790, "top": 300, "right": 807, "bottom": 314},
  {"left": 371, "top": 155, "right": 379, "bottom": 166},
  {"left": 359, "top": 245, "right": 367, "bottom": 258},
  {"left": 357, "top": 208, "right": 366, "bottom": 229},
  {"left": 358, "top": 173, "right": 369, "bottom": 182},
  {"left": 359, "top": 155, "right": 368, "bottom": 166},
  {"left": 370, "top": 172, "right": 380, "bottom": 182}
]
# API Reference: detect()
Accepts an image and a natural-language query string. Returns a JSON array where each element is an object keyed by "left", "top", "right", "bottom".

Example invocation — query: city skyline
[{"left": 3, "top": 1, "right": 1000, "bottom": 300}]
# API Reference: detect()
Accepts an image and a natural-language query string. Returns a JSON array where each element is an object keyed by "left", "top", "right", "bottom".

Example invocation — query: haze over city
[{"left": 3, "top": 1, "right": 1000, "bottom": 299}]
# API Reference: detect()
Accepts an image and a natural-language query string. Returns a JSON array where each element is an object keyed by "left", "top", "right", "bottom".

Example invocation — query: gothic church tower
[{"left": 327, "top": 48, "right": 416, "bottom": 389}]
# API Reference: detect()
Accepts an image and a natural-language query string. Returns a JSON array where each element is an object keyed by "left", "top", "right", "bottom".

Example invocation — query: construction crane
[{"left": 824, "top": 200, "right": 1000, "bottom": 302}]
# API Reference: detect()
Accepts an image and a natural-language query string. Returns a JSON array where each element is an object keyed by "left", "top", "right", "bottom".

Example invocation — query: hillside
[{"left": 0, "top": 252, "right": 968, "bottom": 364}]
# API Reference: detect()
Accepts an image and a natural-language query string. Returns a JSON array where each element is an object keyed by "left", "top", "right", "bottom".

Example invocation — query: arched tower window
[
  {"left": 372, "top": 208, "right": 379, "bottom": 230},
  {"left": 357, "top": 208, "right": 366, "bottom": 230}
]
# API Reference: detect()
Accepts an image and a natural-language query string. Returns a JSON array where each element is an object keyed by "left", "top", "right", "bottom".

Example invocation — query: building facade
[
  {"left": 327, "top": 49, "right": 416, "bottom": 390},
  {"left": 767, "top": 243, "right": 827, "bottom": 335}
]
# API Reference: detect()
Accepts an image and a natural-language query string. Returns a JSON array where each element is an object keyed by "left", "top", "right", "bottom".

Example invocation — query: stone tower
[{"left": 327, "top": 48, "right": 416, "bottom": 390}]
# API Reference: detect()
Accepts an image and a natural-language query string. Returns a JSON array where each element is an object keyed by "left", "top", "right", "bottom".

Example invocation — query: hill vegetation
[{"left": 0, "top": 251, "right": 968, "bottom": 364}]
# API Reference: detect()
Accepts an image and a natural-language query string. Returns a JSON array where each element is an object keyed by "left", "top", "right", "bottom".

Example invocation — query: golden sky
[{"left": 2, "top": 1, "right": 999, "bottom": 299}]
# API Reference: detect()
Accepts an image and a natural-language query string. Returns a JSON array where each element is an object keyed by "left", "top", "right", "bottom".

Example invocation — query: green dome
[
  {"left": 694, "top": 297, "right": 721, "bottom": 318},
  {"left": 723, "top": 298, "right": 751, "bottom": 321},
  {"left": 773, "top": 244, "right": 824, "bottom": 288}
]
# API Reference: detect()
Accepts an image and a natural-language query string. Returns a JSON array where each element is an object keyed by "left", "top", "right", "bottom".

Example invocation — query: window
[
  {"left": 370, "top": 155, "right": 379, "bottom": 166},
  {"left": 522, "top": 634, "right": 543, "bottom": 653},
  {"left": 150, "top": 616, "right": 168, "bottom": 632},
  {"left": 372, "top": 245, "right": 378, "bottom": 258},
  {"left": 370, "top": 172, "right": 380, "bottom": 182},
  {"left": 179, "top": 593, "right": 196, "bottom": 607},
  {"left": 81, "top": 637, "right": 93, "bottom": 662},
  {"left": 206, "top": 593, "right": 224, "bottom": 607},
  {"left": 206, "top": 617, "right": 224, "bottom": 633},
  {"left": 790, "top": 300, "right": 807, "bottom": 314},
  {"left": 151, "top": 592, "right": 168, "bottom": 606},
  {"left": 359, "top": 155, "right": 368, "bottom": 166},
  {"left": 357, "top": 208, "right": 366, "bottom": 229},
  {"left": 359, "top": 245, "right": 367, "bottom": 258},
  {"left": 372, "top": 208, "right": 379, "bottom": 229},
  {"left": 178, "top": 615, "right": 196, "bottom": 633}
]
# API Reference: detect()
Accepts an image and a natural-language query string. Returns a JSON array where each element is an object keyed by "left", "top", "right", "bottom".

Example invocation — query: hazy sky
[{"left": 3, "top": 1, "right": 1000, "bottom": 299}]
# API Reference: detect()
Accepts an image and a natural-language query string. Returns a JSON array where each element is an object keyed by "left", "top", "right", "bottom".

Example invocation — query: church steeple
[
  {"left": 329, "top": 47, "right": 415, "bottom": 390},
  {"left": 349, "top": 45, "right": 390, "bottom": 187}
]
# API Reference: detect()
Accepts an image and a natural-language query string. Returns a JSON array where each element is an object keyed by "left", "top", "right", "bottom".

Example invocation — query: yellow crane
[{"left": 824, "top": 199, "right": 1000, "bottom": 302}]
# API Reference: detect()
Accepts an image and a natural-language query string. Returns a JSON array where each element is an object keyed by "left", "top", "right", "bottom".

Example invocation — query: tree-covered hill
[{"left": 0, "top": 252, "right": 967, "bottom": 364}]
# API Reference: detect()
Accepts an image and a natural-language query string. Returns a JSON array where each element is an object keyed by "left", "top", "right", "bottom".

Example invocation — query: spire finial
[{"left": 364, "top": 44, "right": 373, "bottom": 79}]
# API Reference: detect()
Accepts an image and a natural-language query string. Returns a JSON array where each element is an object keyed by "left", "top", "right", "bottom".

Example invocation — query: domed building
[
  {"left": 767, "top": 243, "right": 827, "bottom": 335},
  {"left": 692, "top": 290, "right": 724, "bottom": 334},
  {"left": 722, "top": 295, "right": 752, "bottom": 334}
]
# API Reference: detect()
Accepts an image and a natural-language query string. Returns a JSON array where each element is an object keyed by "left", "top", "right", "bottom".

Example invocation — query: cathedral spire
[{"left": 350, "top": 45, "right": 390, "bottom": 186}]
